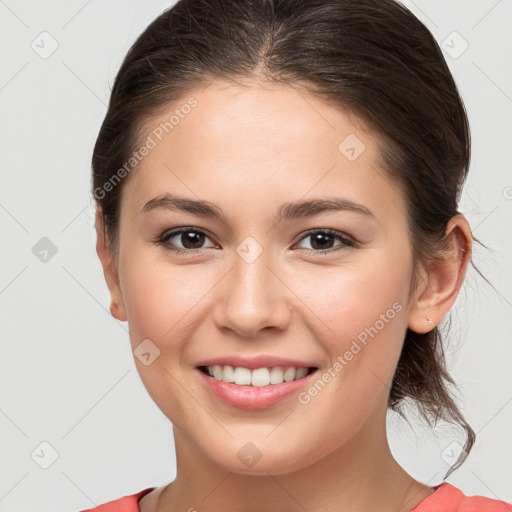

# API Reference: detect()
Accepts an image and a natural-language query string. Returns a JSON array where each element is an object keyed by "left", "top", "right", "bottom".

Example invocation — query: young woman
[{"left": 84, "top": 0, "right": 511, "bottom": 510}]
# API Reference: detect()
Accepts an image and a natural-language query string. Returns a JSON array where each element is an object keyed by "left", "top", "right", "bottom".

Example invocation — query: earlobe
[
  {"left": 407, "top": 214, "right": 472, "bottom": 334},
  {"left": 95, "top": 208, "right": 127, "bottom": 322},
  {"left": 109, "top": 300, "right": 126, "bottom": 321}
]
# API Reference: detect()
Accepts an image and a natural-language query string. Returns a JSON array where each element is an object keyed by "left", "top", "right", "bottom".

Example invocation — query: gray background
[{"left": 0, "top": 0, "right": 511, "bottom": 510}]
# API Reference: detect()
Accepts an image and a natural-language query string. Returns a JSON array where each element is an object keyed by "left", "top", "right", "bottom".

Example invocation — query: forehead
[{"left": 121, "top": 79, "right": 407, "bottom": 225}]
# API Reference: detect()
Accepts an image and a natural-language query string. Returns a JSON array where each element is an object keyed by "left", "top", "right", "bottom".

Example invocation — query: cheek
[
  {"left": 294, "top": 256, "right": 410, "bottom": 341},
  {"left": 292, "top": 252, "right": 412, "bottom": 400},
  {"left": 118, "top": 252, "right": 213, "bottom": 413},
  {"left": 119, "top": 249, "right": 213, "bottom": 345}
]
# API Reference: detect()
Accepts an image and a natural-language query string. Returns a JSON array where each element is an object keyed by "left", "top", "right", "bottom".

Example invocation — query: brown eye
[
  {"left": 309, "top": 232, "right": 336, "bottom": 250},
  {"left": 295, "top": 229, "right": 356, "bottom": 254},
  {"left": 177, "top": 230, "right": 205, "bottom": 249},
  {"left": 158, "top": 228, "right": 217, "bottom": 253}
]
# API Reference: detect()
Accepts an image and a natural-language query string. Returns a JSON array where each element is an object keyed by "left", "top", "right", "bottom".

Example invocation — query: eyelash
[{"left": 155, "top": 227, "right": 357, "bottom": 256}]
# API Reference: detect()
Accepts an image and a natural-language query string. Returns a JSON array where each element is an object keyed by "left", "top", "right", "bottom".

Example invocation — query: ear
[
  {"left": 95, "top": 208, "right": 127, "bottom": 322},
  {"left": 408, "top": 214, "right": 472, "bottom": 334}
]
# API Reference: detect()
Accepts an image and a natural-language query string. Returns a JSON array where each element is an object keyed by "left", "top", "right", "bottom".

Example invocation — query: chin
[{"left": 205, "top": 438, "right": 324, "bottom": 476}]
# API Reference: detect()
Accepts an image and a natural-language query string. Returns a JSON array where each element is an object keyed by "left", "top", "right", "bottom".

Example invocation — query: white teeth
[
  {"left": 204, "top": 365, "right": 312, "bottom": 386},
  {"left": 234, "top": 367, "right": 251, "bottom": 385},
  {"left": 283, "top": 367, "right": 296, "bottom": 382},
  {"left": 222, "top": 365, "right": 235, "bottom": 382},
  {"left": 269, "top": 366, "right": 284, "bottom": 384},
  {"left": 251, "top": 368, "right": 270, "bottom": 387},
  {"left": 213, "top": 365, "right": 223, "bottom": 380},
  {"left": 295, "top": 367, "right": 308, "bottom": 379}
]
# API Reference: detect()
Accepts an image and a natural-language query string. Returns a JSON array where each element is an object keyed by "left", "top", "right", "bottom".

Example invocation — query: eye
[
  {"left": 156, "top": 227, "right": 356, "bottom": 256},
  {"left": 157, "top": 227, "right": 217, "bottom": 254},
  {"left": 294, "top": 229, "right": 356, "bottom": 255}
]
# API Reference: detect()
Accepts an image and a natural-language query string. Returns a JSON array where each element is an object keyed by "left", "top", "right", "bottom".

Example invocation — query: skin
[{"left": 96, "top": 79, "right": 472, "bottom": 512}]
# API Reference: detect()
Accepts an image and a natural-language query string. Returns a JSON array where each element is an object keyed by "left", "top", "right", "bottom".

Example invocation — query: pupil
[
  {"left": 178, "top": 232, "right": 334, "bottom": 251},
  {"left": 311, "top": 233, "right": 333, "bottom": 250},
  {"left": 182, "top": 231, "right": 205, "bottom": 249}
]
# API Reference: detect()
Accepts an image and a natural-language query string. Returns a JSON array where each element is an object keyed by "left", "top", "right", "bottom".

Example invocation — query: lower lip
[{"left": 195, "top": 368, "right": 317, "bottom": 410}]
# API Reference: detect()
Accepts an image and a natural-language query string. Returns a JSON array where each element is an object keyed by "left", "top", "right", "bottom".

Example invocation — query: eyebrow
[{"left": 141, "top": 193, "right": 375, "bottom": 222}]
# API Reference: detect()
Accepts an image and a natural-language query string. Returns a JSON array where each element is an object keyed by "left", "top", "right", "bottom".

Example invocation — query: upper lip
[{"left": 195, "top": 355, "right": 318, "bottom": 370}]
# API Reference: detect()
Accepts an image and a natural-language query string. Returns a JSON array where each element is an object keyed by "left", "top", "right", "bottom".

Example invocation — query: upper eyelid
[
  {"left": 162, "top": 226, "right": 217, "bottom": 243},
  {"left": 296, "top": 227, "right": 353, "bottom": 240},
  {"left": 160, "top": 227, "right": 354, "bottom": 248}
]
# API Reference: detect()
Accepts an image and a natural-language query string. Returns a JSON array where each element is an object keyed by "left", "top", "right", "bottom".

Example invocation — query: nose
[{"left": 212, "top": 246, "right": 292, "bottom": 338}]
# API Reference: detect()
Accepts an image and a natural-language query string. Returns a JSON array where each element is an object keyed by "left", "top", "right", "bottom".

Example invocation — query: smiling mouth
[{"left": 198, "top": 365, "right": 318, "bottom": 387}]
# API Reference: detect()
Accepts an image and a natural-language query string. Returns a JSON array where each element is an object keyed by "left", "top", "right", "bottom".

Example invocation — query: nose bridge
[{"left": 214, "top": 236, "right": 290, "bottom": 336}]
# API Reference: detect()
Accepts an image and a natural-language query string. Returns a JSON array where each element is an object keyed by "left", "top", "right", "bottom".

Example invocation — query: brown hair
[{"left": 92, "top": 0, "right": 487, "bottom": 478}]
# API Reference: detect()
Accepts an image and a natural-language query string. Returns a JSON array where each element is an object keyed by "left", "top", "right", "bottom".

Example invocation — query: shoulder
[
  {"left": 413, "top": 482, "right": 512, "bottom": 512},
  {"left": 78, "top": 487, "right": 156, "bottom": 512}
]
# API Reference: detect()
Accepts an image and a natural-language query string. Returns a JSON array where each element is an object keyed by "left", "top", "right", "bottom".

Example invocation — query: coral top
[{"left": 79, "top": 482, "right": 512, "bottom": 511}]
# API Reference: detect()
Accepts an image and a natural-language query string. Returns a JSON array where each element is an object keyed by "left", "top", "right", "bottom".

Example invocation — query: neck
[{"left": 157, "top": 408, "right": 435, "bottom": 512}]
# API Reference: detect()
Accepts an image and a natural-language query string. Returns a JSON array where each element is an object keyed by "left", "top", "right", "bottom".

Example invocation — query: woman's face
[{"left": 102, "top": 80, "right": 426, "bottom": 474}]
